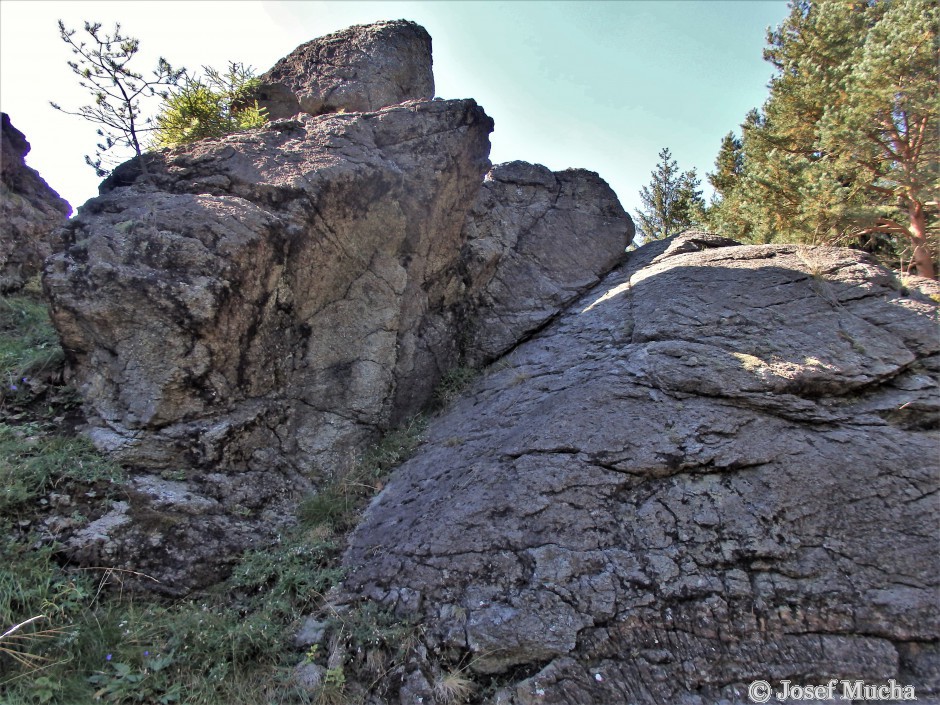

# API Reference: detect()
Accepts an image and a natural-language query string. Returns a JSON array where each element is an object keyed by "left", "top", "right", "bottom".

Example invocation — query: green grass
[
  {"left": 0, "top": 423, "right": 124, "bottom": 521},
  {"left": 433, "top": 366, "right": 478, "bottom": 408},
  {"left": 0, "top": 411, "right": 426, "bottom": 704},
  {"left": 0, "top": 525, "right": 347, "bottom": 704},
  {"left": 0, "top": 292, "right": 64, "bottom": 399},
  {"left": 0, "top": 289, "right": 441, "bottom": 704},
  {"left": 298, "top": 415, "right": 427, "bottom": 533}
]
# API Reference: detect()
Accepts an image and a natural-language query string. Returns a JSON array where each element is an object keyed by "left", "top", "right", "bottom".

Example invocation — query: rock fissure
[{"left": 339, "top": 229, "right": 938, "bottom": 702}]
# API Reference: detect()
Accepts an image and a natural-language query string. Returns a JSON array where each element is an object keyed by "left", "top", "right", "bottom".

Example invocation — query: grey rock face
[
  {"left": 45, "top": 99, "right": 492, "bottom": 589},
  {"left": 48, "top": 100, "right": 492, "bottom": 475},
  {"left": 340, "top": 232, "right": 940, "bottom": 703},
  {"left": 459, "top": 161, "right": 633, "bottom": 363},
  {"left": 1, "top": 112, "right": 71, "bottom": 292},
  {"left": 45, "top": 87, "right": 632, "bottom": 590},
  {"left": 256, "top": 20, "right": 434, "bottom": 120}
]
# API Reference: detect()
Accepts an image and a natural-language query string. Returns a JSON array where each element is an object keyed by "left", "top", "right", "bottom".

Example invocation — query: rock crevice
[{"left": 44, "top": 45, "right": 632, "bottom": 589}]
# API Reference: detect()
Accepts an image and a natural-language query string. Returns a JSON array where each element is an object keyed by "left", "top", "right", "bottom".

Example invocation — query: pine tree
[
  {"left": 152, "top": 62, "right": 267, "bottom": 147},
  {"left": 708, "top": 132, "right": 743, "bottom": 200},
  {"left": 635, "top": 148, "right": 706, "bottom": 241},
  {"left": 706, "top": 131, "right": 745, "bottom": 239},
  {"left": 51, "top": 21, "right": 184, "bottom": 178},
  {"left": 821, "top": 0, "right": 938, "bottom": 278},
  {"left": 714, "top": 0, "right": 938, "bottom": 277}
]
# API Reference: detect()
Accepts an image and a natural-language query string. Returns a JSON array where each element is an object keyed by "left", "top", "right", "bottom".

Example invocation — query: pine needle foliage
[
  {"left": 635, "top": 147, "right": 706, "bottom": 241},
  {"left": 708, "top": 0, "right": 938, "bottom": 277},
  {"left": 51, "top": 20, "right": 185, "bottom": 178},
  {"left": 152, "top": 62, "right": 268, "bottom": 147}
]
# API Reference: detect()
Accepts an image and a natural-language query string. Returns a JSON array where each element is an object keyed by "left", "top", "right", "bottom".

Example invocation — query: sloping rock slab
[
  {"left": 256, "top": 20, "right": 434, "bottom": 120},
  {"left": 340, "top": 234, "right": 940, "bottom": 703},
  {"left": 1, "top": 112, "right": 71, "bottom": 291}
]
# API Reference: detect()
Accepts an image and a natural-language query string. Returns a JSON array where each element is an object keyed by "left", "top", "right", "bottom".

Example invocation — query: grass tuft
[
  {"left": 0, "top": 293, "right": 64, "bottom": 400},
  {"left": 299, "top": 415, "right": 426, "bottom": 533},
  {"left": 433, "top": 669, "right": 476, "bottom": 704},
  {"left": 433, "top": 366, "right": 477, "bottom": 408}
]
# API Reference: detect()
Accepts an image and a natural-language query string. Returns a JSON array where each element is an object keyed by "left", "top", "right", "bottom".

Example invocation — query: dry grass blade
[
  {"left": 432, "top": 669, "right": 475, "bottom": 704},
  {"left": 0, "top": 615, "right": 71, "bottom": 670}
]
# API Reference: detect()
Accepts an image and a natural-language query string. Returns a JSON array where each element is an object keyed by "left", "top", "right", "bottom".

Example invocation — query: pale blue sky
[{"left": 0, "top": 0, "right": 789, "bottom": 217}]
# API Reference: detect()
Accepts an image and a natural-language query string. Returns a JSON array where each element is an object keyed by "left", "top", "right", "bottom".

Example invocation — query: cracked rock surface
[
  {"left": 459, "top": 161, "right": 633, "bottom": 364},
  {"left": 42, "top": 92, "right": 632, "bottom": 590},
  {"left": 1, "top": 112, "right": 71, "bottom": 292},
  {"left": 48, "top": 100, "right": 493, "bottom": 477},
  {"left": 255, "top": 20, "right": 435, "bottom": 120},
  {"left": 340, "top": 232, "right": 940, "bottom": 704},
  {"left": 44, "top": 99, "right": 492, "bottom": 589}
]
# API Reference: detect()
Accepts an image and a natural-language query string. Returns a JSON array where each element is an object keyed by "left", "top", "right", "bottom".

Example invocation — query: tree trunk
[
  {"left": 130, "top": 130, "right": 151, "bottom": 183},
  {"left": 909, "top": 201, "right": 935, "bottom": 279}
]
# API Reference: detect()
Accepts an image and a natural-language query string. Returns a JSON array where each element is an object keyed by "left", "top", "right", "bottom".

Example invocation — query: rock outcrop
[
  {"left": 1, "top": 112, "right": 71, "bottom": 292},
  {"left": 48, "top": 100, "right": 493, "bottom": 475},
  {"left": 340, "top": 232, "right": 940, "bottom": 703},
  {"left": 44, "top": 66, "right": 632, "bottom": 585},
  {"left": 44, "top": 99, "right": 492, "bottom": 588},
  {"left": 255, "top": 20, "right": 434, "bottom": 120},
  {"left": 459, "top": 161, "right": 631, "bottom": 364}
]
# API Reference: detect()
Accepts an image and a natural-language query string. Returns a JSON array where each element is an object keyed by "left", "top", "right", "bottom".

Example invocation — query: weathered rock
[
  {"left": 46, "top": 99, "right": 492, "bottom": 589},
  {"left": 49, "top": 99, "right": 492, "bottom": 472},
  {"left": 459, "top": 161, "right": 633, "bottom": 363},
  {"left": 340, "top": 232, "right": 940, "bottom": 703},
  {"left": 44, "top": 99, "right": 633, "bottom": 586},
  {"left": 1, "top": 112, "right": 71, "bottom": 291},
  {"left": 255, "top": 20, "right": 434, "bottom": 120}
]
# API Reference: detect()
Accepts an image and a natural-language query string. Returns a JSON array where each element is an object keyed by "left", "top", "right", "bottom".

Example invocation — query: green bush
[{"left": 152, "top": 62, "right": 267, "bottom": 147}]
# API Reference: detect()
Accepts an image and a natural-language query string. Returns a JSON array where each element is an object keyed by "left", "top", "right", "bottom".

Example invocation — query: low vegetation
[
  {"left": 54, "top": 19, "right": 269, "bottom": 179},
  {"left": 151, "top": 62, "right": 268, "bottom": 148},
  {"left": 0, "top": 287, "right": 485, "bottom": 704}
]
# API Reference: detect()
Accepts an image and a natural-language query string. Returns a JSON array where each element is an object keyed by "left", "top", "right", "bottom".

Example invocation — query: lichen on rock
[
  {"left": 44, "top": 87, "right": 633, "bottom": 589},
  {"left": 254, "top": 19, "right": 435, "bottom": 120}
]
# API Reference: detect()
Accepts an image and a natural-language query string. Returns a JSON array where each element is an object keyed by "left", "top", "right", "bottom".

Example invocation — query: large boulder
[
  {"left": 45, "top": 99, "right": 493, "bottom": 589},
  {"left": 49, "top": 100, "right": 492, "bottom": 474},
  {"left": 255, "top": 20, "right": 435, "bottom": 120},
  {"left": 1, "top": 112, "right": 71, "bottom": 292},
  {"left": 459, "top": 161, "right": 633, "bottom": 363},
  {"left": 340, "top": 232, "right": 940, "bottom": 703}
]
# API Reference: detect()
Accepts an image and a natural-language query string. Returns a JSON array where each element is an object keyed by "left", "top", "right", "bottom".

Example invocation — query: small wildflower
[
  {"left": 144, "top": 651, "right": 150, "bottom": 657},
  {"left": 9, "top": 385, "right": 17, "bottom": 392},
  {"left": 106, "top": 653, "right": 112, "bottom": 661}
]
